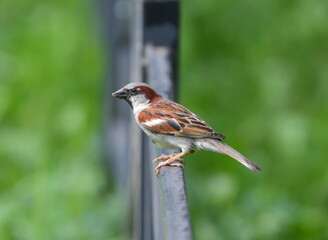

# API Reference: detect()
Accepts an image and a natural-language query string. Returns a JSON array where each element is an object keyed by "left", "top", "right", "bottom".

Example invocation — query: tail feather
[{"left": 197, "top": 139, "right": 262, "bottom": 172}]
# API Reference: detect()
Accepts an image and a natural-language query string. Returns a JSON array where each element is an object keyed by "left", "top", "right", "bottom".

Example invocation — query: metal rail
[{"left": 103, "top": 0, "right": 193, "bottom": 239}]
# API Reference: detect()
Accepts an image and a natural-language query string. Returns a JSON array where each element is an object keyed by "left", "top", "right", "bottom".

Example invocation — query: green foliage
[
  {"left": 181, "top": 0, "right": 328, "bottom": 239},
  {"left": 0, "top": 0, "right": 125, "bottom": 239},
  {"left": 1, "top": 0, "right": 328, "bottom": 239}
]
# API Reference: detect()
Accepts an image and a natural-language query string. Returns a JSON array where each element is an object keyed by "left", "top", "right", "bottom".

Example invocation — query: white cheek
[{"left": 130, "top": 95, "right": 150, "bottom": 114}]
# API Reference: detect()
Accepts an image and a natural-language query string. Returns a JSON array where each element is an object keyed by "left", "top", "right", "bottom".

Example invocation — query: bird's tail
[{"left": 196, "top": 139, "right": 262, "bottom": 172}]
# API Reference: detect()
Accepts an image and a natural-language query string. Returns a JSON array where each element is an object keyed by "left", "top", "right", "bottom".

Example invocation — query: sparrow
[{"left": 112, "top": 82, "right": 262, "bottom": 174}]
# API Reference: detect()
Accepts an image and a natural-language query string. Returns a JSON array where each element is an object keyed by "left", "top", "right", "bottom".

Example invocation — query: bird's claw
[
  {"left": 155, "top": 158, "right": 184, "bottom": 175},
  {"left": 153, "top": 154, "right": 170, "bottom": 162}
]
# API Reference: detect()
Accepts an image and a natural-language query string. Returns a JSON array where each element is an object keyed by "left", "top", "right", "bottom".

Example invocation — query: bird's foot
[
  {"left": 153, "top": 154, "right": 170, "bottom": 163},
  {"left": 155, "top": 157, "right": 184, "bottom": 175},
  {"left": 153, "top": 152, "right": 183, "bottom": 163}
]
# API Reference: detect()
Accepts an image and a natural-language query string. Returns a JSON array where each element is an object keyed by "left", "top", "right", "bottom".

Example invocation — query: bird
[{"left": 112, "top": 82, "right": 262, "bottom": 174}]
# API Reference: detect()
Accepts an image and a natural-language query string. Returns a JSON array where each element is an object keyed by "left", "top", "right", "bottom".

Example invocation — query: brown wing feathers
[{"left": 138, "top": 99, "right": 226, "bottom": 140}]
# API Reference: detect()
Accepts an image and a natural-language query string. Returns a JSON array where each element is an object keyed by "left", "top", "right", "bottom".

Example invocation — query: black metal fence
[{"left": 102, "top": 0, "right": 193, "bottom": 239}]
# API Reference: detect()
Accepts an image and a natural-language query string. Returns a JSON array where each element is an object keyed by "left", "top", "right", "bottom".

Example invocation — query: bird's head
[{"left": 112, "top": 82, "right": 161, "bottom": 111}]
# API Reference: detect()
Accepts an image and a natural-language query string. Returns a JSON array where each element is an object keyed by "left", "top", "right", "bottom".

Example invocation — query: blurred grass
[
  {"left": 1, "top": 0, "right": 328, "bottom": 239},
  {"left": 0, "top": 0, "right": 125, "bottom": 239},
  {"left": 181, "top": 0, "right": 328, "bottom": 239}
]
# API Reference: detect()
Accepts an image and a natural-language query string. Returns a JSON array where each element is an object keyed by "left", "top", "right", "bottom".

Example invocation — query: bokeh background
[{"left": 1, "top": 0, "right": 328, "bottom": 239}]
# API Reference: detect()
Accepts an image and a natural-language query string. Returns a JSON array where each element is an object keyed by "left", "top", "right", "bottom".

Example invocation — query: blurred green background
[{"left": 1, "top": 0, "right": 328, "bottom": 239}]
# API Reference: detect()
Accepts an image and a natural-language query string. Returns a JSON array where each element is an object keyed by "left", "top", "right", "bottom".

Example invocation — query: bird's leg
[
  {"left": 153, "top": 152, "right": 186, "bottom": 162},
  {"left": 155, "top": 152, "right": 191, "bottom": 175}
]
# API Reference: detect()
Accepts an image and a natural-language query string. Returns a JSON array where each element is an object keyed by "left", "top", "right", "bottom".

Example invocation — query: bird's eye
[{"left": 131, "top": 88, "right": 138, "bottom": 93}]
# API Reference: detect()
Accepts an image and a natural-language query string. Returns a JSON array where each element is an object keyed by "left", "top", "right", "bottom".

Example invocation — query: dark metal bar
[
  {"left": 160, "top": 161, "right": 193, "bottom": 240},
  {"left": 129, "top": 0, "right": 153, "bottom": 239},
  {"left": 145, "top": 45, "right": 193, "bottom": 240},
  {"left": 98, "top": 1, "right": 144, "bottom": 239},
  {"left": 102, "top": 0, "right": 192, "bottom": 239},
  {"left": 98, "top": 0, "right": 132, "bottom": 188},
  {"left": 143, "top": 1, "right": 194, "bottom": 240}
]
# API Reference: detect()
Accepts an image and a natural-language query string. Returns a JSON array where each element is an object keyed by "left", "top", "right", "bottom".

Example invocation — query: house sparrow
[{"left": 112, "top": 82, "right": 262, "bottom": 174}]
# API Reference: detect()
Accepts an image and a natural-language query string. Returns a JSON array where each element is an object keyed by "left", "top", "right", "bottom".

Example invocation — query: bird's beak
[{"left": 112, "top": 88, "right": 128, "bottom": 99}]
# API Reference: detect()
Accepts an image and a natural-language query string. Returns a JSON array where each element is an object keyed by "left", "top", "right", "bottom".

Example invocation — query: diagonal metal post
[
  {"left": 143, "top": 1, "right": 193, "bottom": 240},
  {"left": 102, "top": 0, "right": 193, "bottom": 239}
]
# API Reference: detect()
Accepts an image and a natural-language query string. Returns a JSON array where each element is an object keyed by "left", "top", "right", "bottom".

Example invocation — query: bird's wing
[{"left": 138, "top": 99, "right": 226, "bottom": 140}]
